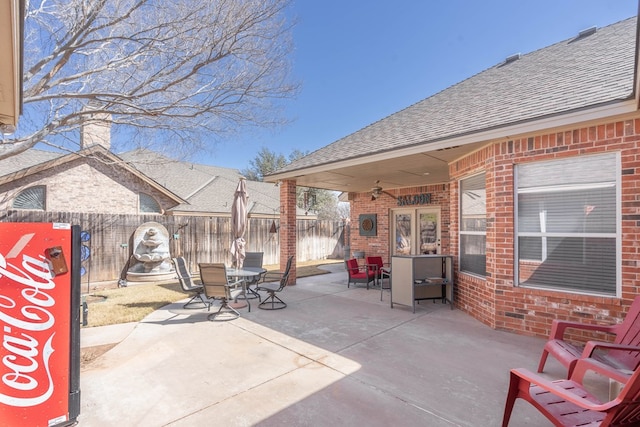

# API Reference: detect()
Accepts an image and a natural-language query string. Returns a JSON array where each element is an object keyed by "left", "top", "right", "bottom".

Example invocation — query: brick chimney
[{"left": 80, "top": 110, "right": 112, "bottom": 150}]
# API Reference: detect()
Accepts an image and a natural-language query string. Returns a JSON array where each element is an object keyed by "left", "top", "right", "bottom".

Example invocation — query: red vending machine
[{"left": 0, "top": 223, "right": 81, "bottom": 427}]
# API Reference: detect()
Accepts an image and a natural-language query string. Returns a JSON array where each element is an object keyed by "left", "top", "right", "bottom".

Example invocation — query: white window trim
[
  {"left": 514, "top": 152, "right": 621, "bottom": 297},
  {"left": 459, "top": 172, "right": 486, "bottom": 277}
]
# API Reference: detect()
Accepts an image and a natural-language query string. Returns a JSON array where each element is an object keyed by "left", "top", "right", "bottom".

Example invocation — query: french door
[{"left": 391, "top": 207, "right": 441, "bottom": 256}]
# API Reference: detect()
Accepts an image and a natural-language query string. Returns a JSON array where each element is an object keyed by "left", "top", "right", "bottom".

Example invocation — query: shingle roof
[
  {"left": 0, "top": 149, "right": 62, "bottom": 176},
  {"left": 120, "top": 149, "right": 303, "bottom": 216},
  {"left": 119, "top": 149, "right": 240, "bottom": 201},
  {"left": 0, "top": 147, "right": 306, "bottom": 216},
  {"left": 276, "top": 17, "right": 637, "bottom": 174},
  {"left": 0, "top": 146, "right": 186, "bottom": 203}
]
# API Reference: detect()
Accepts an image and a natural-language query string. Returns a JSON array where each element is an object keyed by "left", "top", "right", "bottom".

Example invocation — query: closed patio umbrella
[{"left": 230, "top": 177, "right": 248, "bottom": 268}]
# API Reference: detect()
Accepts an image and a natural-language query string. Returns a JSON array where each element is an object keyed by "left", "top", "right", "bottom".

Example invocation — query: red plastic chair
[
  {"left": 503, "top": 358, "right": 640, "bottom": 426},
  {"left": 345, "top": 258, "right": 376, "bottom": 289},
  {"left": 538, "top": 296, "right": 640, "bottom": 384}
]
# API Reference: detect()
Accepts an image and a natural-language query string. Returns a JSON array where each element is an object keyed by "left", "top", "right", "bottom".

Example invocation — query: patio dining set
[{"left": 171, "top": 252, "right": 293, "bottom": 321}]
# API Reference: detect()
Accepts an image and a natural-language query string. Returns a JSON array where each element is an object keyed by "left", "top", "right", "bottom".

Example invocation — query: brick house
[
  {"left": 0, "top": 140, "right": 286, "bottom": 219},
  {"left": 268, "top": 16, "right": 640, "bottom": 338}
]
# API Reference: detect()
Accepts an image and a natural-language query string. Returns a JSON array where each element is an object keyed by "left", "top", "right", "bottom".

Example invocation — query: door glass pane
[
  {"left": 394, "top": 213, "right": 412, "bottom": 255},
  {"left": 419, "top": 212, "right": 438, "bottom": 254}
]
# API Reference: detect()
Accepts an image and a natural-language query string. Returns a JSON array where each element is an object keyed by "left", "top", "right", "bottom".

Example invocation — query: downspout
[{"left": 634, "top": 0, "right": 640, "bottom": 109}]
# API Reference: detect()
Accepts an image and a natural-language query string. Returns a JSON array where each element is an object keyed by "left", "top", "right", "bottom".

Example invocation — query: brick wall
[
  {"left": 348, "top": 184, "right": 450, "bottom": 264},
  {"left": 450, "top": 118, "right": 640, "bottom": 338},
  {"left": 280, "top": 180, "right": 297, "bottom": 283},
  {"left": 449, "top": 146, "right": 496, "bottom": 327}
]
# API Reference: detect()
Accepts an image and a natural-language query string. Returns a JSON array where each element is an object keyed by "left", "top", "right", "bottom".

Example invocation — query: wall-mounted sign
[
  {"left": 397, "top": 193, "right": 431, "bottom": 206},
  {"left": 359, "top": 214, "right": 377, "bottom": 236}
]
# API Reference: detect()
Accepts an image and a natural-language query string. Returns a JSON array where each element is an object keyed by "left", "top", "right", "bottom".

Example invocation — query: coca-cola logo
[{"left": 0, "top": 233, "right": 56, "bottom": 408}]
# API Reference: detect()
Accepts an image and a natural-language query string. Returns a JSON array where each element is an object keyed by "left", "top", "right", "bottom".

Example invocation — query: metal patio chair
[
  {"left": 171, "top": 257, "right": 207, "bottom": 309},
  {"left": 345, "top": 258, "right": 376, "bottom": 289},
  {"left": 256, "top": 255, "right": 293, "bottom": 310},
  {"left": 198, "top": 263, "right": 250, "bottom": 321},
  {"left": 243, "top": 251, "right": 265, "bottom": 300},
  {"left": 366, "top": 255, "right": 391, "bottom": 300}
]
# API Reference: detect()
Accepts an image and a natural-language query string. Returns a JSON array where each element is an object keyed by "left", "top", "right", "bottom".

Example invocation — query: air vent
[
  {"left": 577, "top": 26, "right": 597, "bottom": 38},
  {"left": 569, "top": 26, "right": 597, "bottom": 44},
  {"left": 498, "top": 53, "right": 521, "bottom": 67},
  {"left": 504, "top": 53, "right": 521, "bottom": 64}
]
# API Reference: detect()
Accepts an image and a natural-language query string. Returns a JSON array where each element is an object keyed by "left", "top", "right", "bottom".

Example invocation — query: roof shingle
[{"left": 277, "top": 17, "right": 637, "bottom": 174}]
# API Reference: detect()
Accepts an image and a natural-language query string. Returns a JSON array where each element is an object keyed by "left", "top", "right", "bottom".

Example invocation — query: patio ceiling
[{"left": 286, "top": 141, "right": 488, "bottom": 194}]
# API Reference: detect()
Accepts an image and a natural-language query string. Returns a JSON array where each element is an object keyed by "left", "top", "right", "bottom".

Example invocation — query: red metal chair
[
  {"left": 345, "top": 258, "right": 376, "bottom": 289},
  {"left": 502, "top": 358, "right": 640, "bottom": 426},
  {"left": 537, "top": 296, "right": 640, "bottom": 384}
]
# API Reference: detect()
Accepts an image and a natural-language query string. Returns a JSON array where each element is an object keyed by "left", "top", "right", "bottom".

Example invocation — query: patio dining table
[{"left": 226, "top": 266, "right": 266, "bottom": 301}]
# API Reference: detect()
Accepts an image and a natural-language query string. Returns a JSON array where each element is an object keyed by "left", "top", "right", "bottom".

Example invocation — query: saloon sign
[{"left": 397, "top": 193, "right": 431, "bottom": 206}]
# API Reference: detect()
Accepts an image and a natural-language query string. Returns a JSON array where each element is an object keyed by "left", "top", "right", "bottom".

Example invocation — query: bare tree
[{"left": 1, "top": 0, "right": 298, "bottom": 160}]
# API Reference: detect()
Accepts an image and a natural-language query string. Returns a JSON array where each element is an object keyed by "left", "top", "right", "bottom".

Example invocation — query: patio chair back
[
  {"left": 244, "top": 252, "right": 264, "bottom": 269},
  {"left": 243, "top": 252, "right": 266, "bottom": 294},
  {"left": 198, "top": 263, "right": 231, "bottom": 300},
  {"left": 608, "top": 297, "right": 640, "bottom": 368},
  {"left": 172, "top": 257, "right": 200, "bottom": 292},
  {"left": 276, "top": 255, "right": 293, "bottom": 289},
  {"left": 365, "top": 256, "right": 384, "bottom": 274},
  {"left": 257, "top": 255, "right": 293, "bottom": 310},
  {"left": 171, "top": 257, "right": 206, "bottom": 309}
]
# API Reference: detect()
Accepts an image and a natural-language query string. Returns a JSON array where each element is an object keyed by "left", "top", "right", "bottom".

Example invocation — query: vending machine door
[{"left": 0, "top": 223, "right": 81, "bottom": 427}]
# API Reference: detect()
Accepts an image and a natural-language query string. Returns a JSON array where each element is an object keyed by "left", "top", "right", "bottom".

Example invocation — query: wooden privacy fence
[{"left": 0, "top": 210, "right": 345, "bottom": 284}]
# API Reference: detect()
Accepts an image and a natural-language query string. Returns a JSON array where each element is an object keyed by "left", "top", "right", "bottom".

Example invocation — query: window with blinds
[
  {"left": 460, "top": 173, "right": 486, "bottom": 276},
  {"left": 516, "top": 153, "right": 619, "bottom": 295}
]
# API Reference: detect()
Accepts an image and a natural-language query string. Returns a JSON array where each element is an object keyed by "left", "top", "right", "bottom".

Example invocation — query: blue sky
[{"left": 203, "top": 1, "right": 638, "bottom": 171}]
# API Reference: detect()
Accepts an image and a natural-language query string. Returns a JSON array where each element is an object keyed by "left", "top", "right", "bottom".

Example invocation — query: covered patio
[{"left": 80, "top": 264, "right": 611, "bottom": 426}]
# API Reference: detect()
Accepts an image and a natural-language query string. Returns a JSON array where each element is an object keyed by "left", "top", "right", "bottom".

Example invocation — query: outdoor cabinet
[{"left": 390, "top": 255, "right": 454, "bottom": 313}]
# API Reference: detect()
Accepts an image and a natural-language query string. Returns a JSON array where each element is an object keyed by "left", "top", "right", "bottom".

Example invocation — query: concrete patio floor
[{"left": 79, "top": 264, "right": 611, "bottom": 426}]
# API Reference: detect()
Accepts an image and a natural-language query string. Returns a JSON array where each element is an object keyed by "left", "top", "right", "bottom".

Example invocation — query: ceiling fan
[{"left": 371, "top": 181, "right": 383, "bottom": 200}]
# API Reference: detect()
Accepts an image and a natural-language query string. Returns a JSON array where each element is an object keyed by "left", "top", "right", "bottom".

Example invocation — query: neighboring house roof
[
  {"left": 0, "top": 145, "right": 186, "bottom": 205},
  {"left": 119, "top": 149, "right": 307, "bottom": 217},
  {"left": 0, "top": 146, "right": 309, "bottom": 217},
  {"left": 0, "top": 149, "right": 60, "bottom": 177},
  {"left": 268, "top": 17, "right": 639, "bottom": 193}
]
